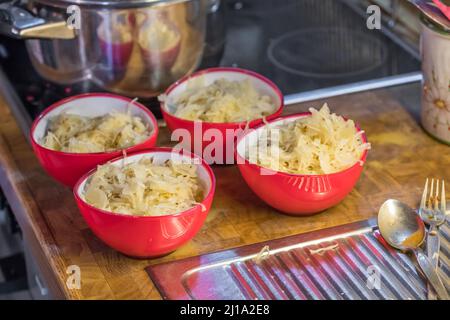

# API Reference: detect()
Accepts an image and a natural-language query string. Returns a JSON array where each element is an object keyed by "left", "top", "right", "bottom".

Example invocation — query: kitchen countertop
[{"left": 0, "top": 82, "right": 449, "bottom": 299}]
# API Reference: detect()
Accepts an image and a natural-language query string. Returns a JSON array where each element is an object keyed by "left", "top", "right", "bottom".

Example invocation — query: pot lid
[{"left": 47, "top": 0, "right": 191, "bottom": 8}]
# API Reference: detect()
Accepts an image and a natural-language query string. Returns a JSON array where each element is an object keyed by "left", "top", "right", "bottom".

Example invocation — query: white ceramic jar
[{"left": 420, "top": 17, "right": 450, "bottom": 144}]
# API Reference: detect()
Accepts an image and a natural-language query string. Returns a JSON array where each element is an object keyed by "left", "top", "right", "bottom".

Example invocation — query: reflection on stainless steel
[
  {"left": 378, "top": 199, "right": 449, "bottom": 300},
  {"left": 378, "top": 199, "right": 426, "bottom": 251},
  {"left": 23, "top": 0, "right": 91, "bottom": 85},
  {"left": 284, "top": 72, "right": 423, "bottom": 105},
  {"left": 0, "top": 2, "right": 75, "bottom": 39},
  {"left": 91, "top": 4, "right": 206, "bottom": 97},
  {"left": 0, "top": 0, "right": 208, "bottom": 96},
  {"left": 147, "top": 218, "right": 450, "bottom": 300},
  {"left": 419, "top": 179, "right": 447, "bottom": 300}
]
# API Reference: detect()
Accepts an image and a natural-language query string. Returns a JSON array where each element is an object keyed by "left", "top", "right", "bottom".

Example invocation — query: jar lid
[
  {"left": 421, "top": 13, "right": 450, "bottom": 34},
  {"left": 418, "top": 2, "right": 450, "bottom": 33}
]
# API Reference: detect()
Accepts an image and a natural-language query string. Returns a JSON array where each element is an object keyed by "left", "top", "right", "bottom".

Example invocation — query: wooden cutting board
[{"left": 0, "top": 83, "right": 449, "bottom": 299}]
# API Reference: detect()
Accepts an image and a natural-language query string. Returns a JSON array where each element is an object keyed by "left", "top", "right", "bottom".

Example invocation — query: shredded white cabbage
[
  {"left": 83, "top": 158, "right": 204, "bottom": 216},
  {"left": 169, "top": 78, "right": 276, "bottom": 123},
  {"left": 249, "top": 104, "right": 371, "bottom": 175},
  {"left": 42, "top": 112, "right": 151, "bottom": 153}
]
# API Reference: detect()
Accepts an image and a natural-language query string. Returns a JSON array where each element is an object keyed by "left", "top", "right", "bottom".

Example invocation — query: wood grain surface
[{"left": 0, "top": 84, "right": 449, "bottom": 299}]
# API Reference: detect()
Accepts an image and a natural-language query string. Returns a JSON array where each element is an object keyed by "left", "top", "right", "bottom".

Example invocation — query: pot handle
[{"left": 0, "top": 2, "right": 75, "bottom": 39}]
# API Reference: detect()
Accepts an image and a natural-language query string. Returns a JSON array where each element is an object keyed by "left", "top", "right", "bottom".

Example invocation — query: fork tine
[
  {"left": 435, "top": 179, "right": 440, "bottom": 211},
  {"left": 441, "top": 180, "right": 446, "bottom": 214},
  {"left": 420, "top": 178, "right": 429, "bottom": 211},
  {"left": 429, "top": 178, "right": 435, "bottom": 209}
]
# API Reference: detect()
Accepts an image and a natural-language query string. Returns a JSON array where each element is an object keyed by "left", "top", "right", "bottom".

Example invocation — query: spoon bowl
[
  {"left": 378, "top": 199, "right": 426, "bottom": 251},
  {"left": 378, "top": 199, "right": 449, "bottom": 300}
]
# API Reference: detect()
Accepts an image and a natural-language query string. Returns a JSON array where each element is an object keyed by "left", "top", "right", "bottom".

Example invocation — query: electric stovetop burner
[{"left": 268, "top": 28, "right": 388, "bottom": 79}]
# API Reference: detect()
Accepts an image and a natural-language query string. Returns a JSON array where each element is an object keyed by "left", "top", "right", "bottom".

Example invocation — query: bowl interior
[
  {"left": 236, "top": 113, "right": 367, "bottom": 173},
  {"left": 76, "top": 150, "right": 213, "bottom": 212},
  {"left": 163, "top": 69, "right": 283, "bottom": 117},
  {"left": 236, "top": 114, "right": 308, "bottom": 161},
  {"left": 33, "top": 95, "right": 156, "bottom": 148}
]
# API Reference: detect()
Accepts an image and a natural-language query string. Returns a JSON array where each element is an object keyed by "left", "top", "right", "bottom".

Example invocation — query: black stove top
[
  {"left": 221, "top": 0, "right": 420, "bottom": 94},
  {"left": 0, "top": 0, "right": 420, "bottom": 121}
]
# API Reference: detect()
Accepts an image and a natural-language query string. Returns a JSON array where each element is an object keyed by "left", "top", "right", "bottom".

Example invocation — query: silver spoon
[
  {"left": 378, "top": 199, "right": 449, "bottom": 300},
  {"left": 409, "top": 0, "right": 450, "bottom": 31}
]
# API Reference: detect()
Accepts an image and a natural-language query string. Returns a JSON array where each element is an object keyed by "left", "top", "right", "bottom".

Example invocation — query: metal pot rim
[{"left": 34, "top": 0, "right": 194, "bottom": 9}]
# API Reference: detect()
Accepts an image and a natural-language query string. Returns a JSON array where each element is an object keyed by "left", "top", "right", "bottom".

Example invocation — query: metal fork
[{"left": 419, "top": 178, "right": 447, "bottom": 300}]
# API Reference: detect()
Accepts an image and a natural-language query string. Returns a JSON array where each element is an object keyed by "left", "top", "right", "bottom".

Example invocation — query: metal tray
[{"left": 147, "top": 218, "right": 450, "bottom": 300}]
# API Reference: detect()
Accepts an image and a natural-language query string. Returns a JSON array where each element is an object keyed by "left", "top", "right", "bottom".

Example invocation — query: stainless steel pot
[{"left": 0, "top": 0, "right": 208, "bottom": 98}]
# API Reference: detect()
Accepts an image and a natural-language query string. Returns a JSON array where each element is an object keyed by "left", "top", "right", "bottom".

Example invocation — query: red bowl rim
[
  {"left": 30, "top": 92, "right": 159, "bottom": 157},
  {"left": 235, "top": 112, "right": 369, "bottom": 178},
  {"left": 160, "top": 67, "right": 284, "bottom": 128},
  {"left": 73, "top": 147, "right": 216, "bottom": 220}
]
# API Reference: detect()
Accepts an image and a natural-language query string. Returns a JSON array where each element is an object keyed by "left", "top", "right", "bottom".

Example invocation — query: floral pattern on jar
[{"left": 420, "top": 17, "right": 450, "bottom": 144}]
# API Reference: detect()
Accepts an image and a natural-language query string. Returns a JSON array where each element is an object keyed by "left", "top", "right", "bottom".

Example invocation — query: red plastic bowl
[
  {"left": 235, "top": 113, "right": 369, "bottom": 215},
  {"left": 160, "top": 67, "right": 284, "bottom": 164},
  {"left": 73, "top": 148, "right": 216, "bottom": 258},
  {"left": 30, "top": 93, "right": 159, "bottom": 188}
]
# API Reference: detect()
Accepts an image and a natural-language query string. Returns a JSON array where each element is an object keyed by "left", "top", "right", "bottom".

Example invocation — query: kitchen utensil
[
  {"left": 409, "top": 0, "right": 450, "bottom": 31},
  {"left": 378, "top": 199, "right": 449, "bottom": 300},
  {"left": 0, "top": 0, "right": 210, "bottom": 98},
  {"left": 73, "top": 148, "right": 216, "bottom": 258},
  {"left": 148, "top": 218, "right": 450, "bottom": 300},
  {"left": 419, "top": 178, "right": 447, "bottom": 299},
  {"left": 160, "top": 67, "right": 284, "bottom": 164},
  {"left": 235, "top": 113, "right": 368, "bottom": 215},
  {"left": 30, "top": 93, "right": 159, "bottom": 187}
]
